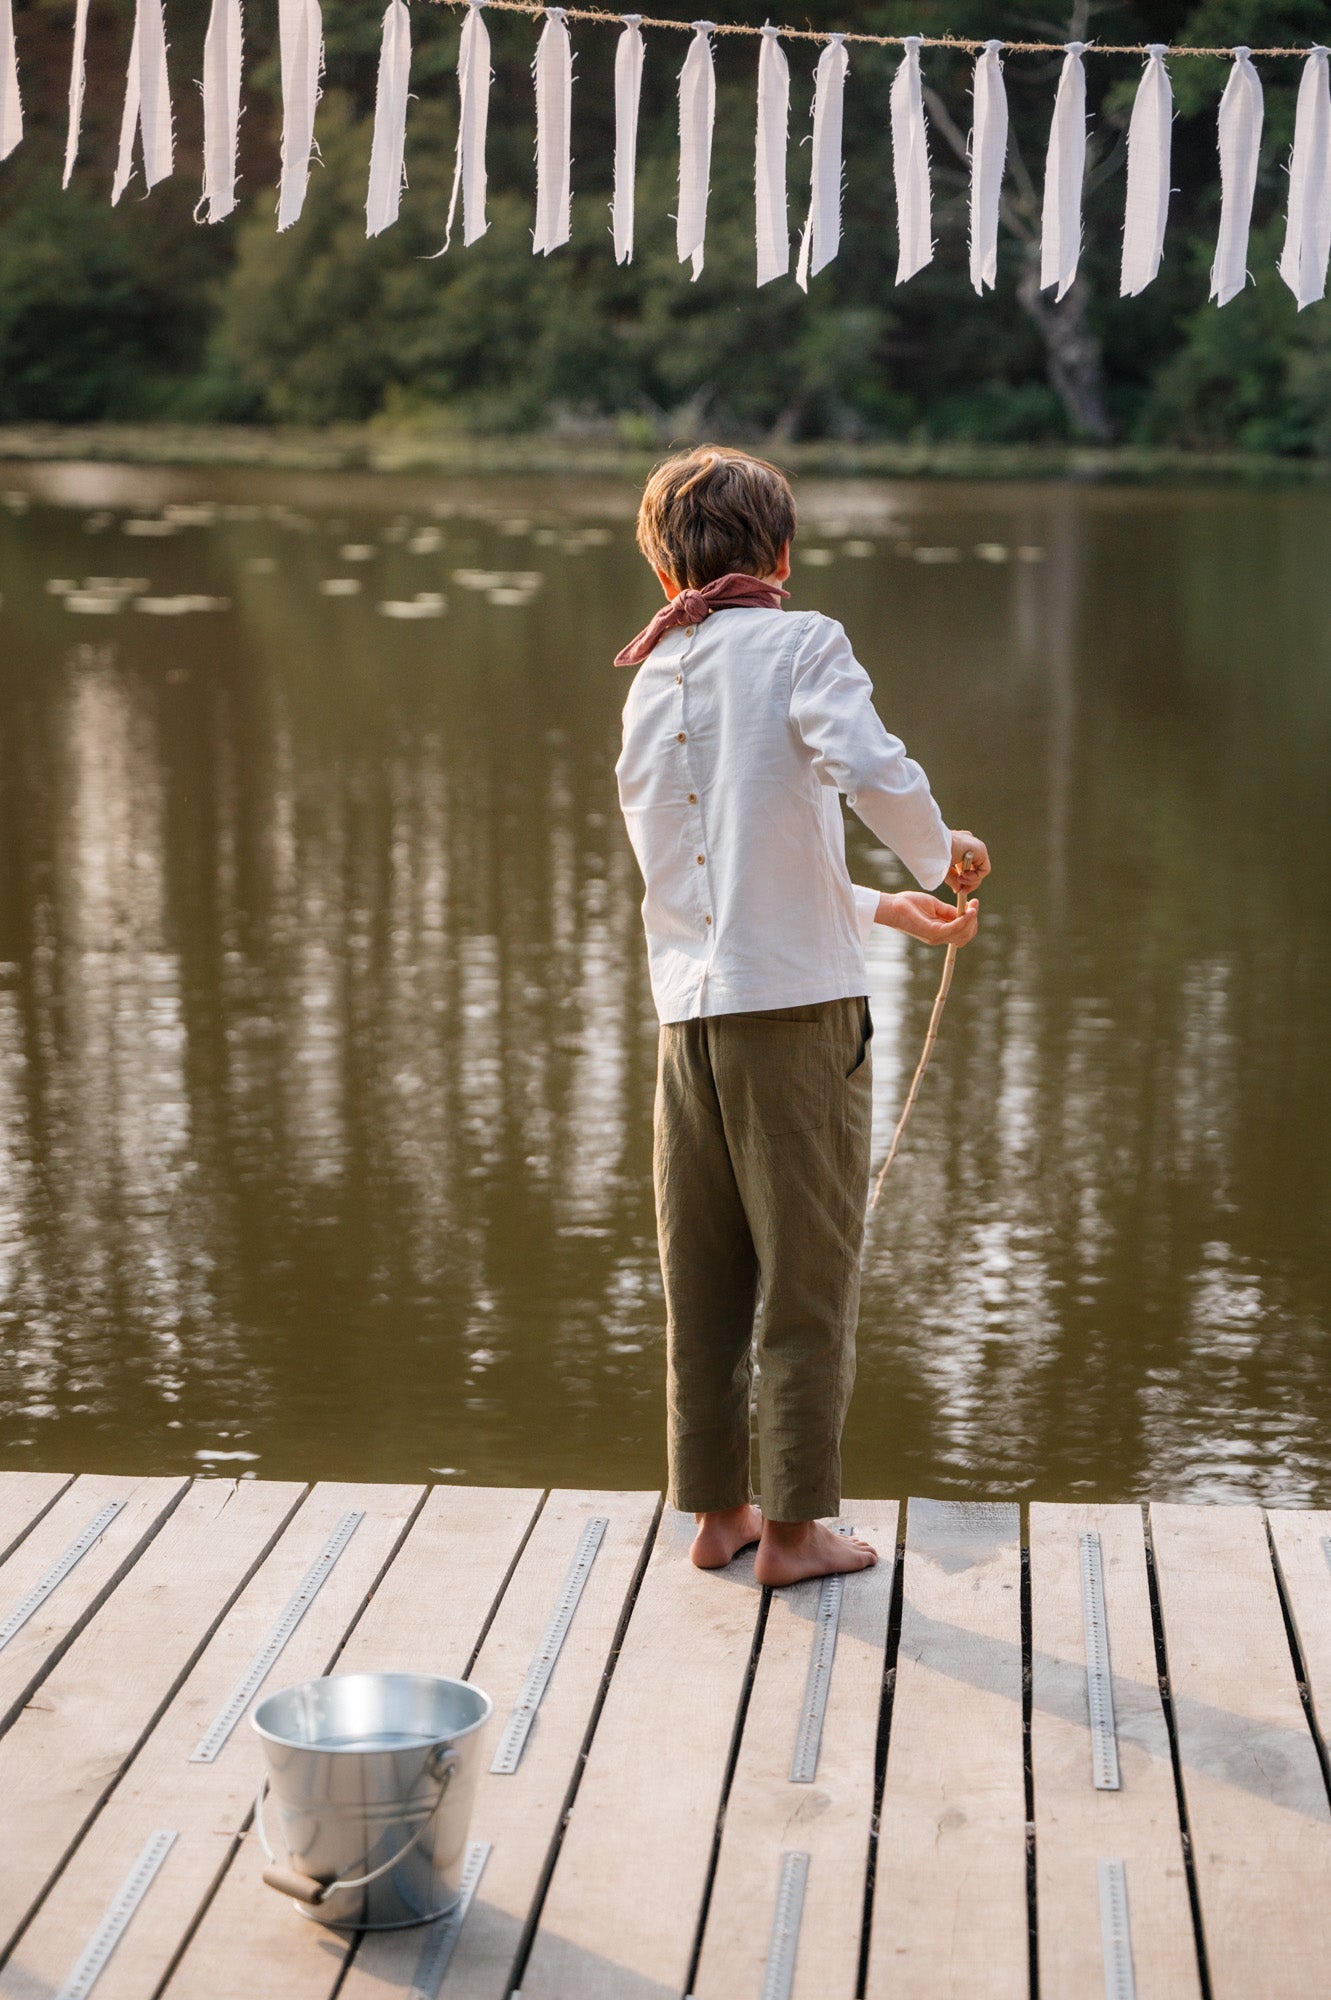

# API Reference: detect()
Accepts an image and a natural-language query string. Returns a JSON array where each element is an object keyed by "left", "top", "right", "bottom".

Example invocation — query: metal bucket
[{"left": 252, "top": 1672, "right": 492, "bottom": 1930}]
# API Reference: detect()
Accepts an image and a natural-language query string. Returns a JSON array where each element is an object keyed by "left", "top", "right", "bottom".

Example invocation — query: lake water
[{"left": 1, "top": 462, "right": 1328, "bottom": 1505}]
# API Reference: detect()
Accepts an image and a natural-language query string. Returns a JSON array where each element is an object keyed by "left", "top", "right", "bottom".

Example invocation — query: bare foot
[
  {"left": 753, "top": 1519, "right": 877, "bottom": 1587},
  {"left": 690, "top": 1503, "right": 764, "bottom": 1570}
]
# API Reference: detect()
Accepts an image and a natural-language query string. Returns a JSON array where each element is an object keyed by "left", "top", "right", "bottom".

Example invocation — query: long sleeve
[
  {"left": 789, "top": 616, "right": 952, "bottom": 890},
  {"left": 852, "top": 883, "right": 881, "bottom": 943}
]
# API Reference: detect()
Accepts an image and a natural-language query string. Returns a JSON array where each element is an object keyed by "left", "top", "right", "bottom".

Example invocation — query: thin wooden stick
[{"left": 869, "top": 852, "right": 972, "bottom": 1209}]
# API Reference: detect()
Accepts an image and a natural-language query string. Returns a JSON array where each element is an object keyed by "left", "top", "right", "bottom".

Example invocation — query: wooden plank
[
  {"left": 0, "top": 1476, "right": 304, "bottom": 1967},
  {"left": 0, "top": 1480, "right": 421, "bottom": 2000},
  {"left": 0, "top": 1472, "right": 188, "bottom": 1737},
  {"left": 1150, "top": 1503, "right": 1331, "bottom": 2000},
  {"left": 1269, "top": 1508, "right": 1331, "bottom": 1756},
  {"left": 519, "top": 1506, "right": 764, "bottom": 2000},
  {"left": 1029, "top": 1502, "right": 1201, "bottom": 2000},
  {"left": 339, "top": 1489, "right": 660, "bottom": 2000},
  {"left": 692, "top": 1500, "right": 899, "bottom": 2000},
  {"left": 865, "top": 1498, "right": 1026, "bottom": 2000},
  {"left": 161, "top": 1485, "right": 542, "bottom": 2000},
  {"left": 0, "top": 1473, "right": 73, "bottom": 1566}
]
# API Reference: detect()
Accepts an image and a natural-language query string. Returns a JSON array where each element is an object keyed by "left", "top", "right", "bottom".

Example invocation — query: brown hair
[{"left": 635, "top": 445, "right": 797, "bottom": 590}]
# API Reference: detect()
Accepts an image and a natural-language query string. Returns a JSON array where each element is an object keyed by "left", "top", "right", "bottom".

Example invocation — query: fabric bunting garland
[
  {"left": 1280, "top": 45, "right": 1331, "bottom": 309},
  {"left": 677, "top": 21, "right": 715, "bottom": 280},
  {"left": 1120, "top": 45, "right": 1172, "bottom": 296},
  {"left": 796, "top": 33, "right": 848, "bottom": 291},
  {"left": 63, "top": 0, "right": 90, "bottom": 184},
  {"left": 533, "top": 5, "right": 572, "bottom": 255},
  {"left": 277, "top": 0, "right": 321, "bottom": 229},
  {"left": 1, "top": 0, "right": 1330, "bottom": 318},
  {"left": 1040, "top": 40, "right": 1087, "bottom": 299},
  {"left": 200, "top": 0, "right": 243, "bottom": 224},
  {"left": 613, "top": 14, "right": 644, "bottom": 264},
  {"left": 366, "top": 0, "right": 411, "bottom": 237},
  {"left": 1211, "top": 46, "right": 1262, "bottom": 305},
  {"left": 112, "top": 0, "right": 173, "bottom": 205},
  {"left": 442, "top": 0, "right": 490, "bottom": 251},
  {"left": 0, "top": 0, "right": 20, "bottom": 163},
  {"left": 968, "top": 38, "right": 1006, "bottom": 295},
  {"left": 890, "top": 34, "right": 931, "bottom": 283},
  {"left": 754, "top": 26, "right": 789, "bottom": 287}
]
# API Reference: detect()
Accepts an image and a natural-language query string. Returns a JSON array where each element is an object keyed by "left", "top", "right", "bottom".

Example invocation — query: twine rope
[{"left": 432, "top": 2, "right": 1313, "bottom": 60}]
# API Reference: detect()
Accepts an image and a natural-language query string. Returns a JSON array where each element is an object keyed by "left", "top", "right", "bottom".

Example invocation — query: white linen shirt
[{"left": 615, "top": 605, "right": 952, "bottom": 1024}]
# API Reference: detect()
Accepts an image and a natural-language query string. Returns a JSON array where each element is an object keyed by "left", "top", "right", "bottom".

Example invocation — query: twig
[{"left": 869, "top": 855, "right": 972, "bottom": 1209}]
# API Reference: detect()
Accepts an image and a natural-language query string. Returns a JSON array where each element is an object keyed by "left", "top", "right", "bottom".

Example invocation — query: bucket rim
[{"left": 249, "top": 1671, "right": 493, "bottom": 1753}]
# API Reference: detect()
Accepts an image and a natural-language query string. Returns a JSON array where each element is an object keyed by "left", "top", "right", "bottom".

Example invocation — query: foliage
[{"left": 0, "top": 0, "right": 1328, "bottom": 446}]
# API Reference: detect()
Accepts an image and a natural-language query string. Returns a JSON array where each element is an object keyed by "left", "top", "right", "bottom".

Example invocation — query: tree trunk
[{"left": 1016, "top": 255, "right": 1114, "bottom": 443}]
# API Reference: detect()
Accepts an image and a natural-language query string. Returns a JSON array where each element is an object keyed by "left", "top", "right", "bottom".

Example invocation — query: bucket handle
[{"left": 256, "top": 1745, "right": 459, "bottom": 1908}]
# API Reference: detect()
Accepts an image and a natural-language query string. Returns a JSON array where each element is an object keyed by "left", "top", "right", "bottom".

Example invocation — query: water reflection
[{"left": 0, "top": 467, "right": 1328, "bottom": 1502}]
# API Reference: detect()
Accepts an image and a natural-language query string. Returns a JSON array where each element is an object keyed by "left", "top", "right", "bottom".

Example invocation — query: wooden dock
[{"left": 1, "top": 1475, "right": 1330, "bottom": 1999}]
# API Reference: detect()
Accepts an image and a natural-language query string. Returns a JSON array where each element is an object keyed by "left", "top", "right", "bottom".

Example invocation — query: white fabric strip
[
  {"left": 277, "top": 0, "right": 322, "bottom": 231},
  {"left": 968, "top": 38, "right": 1006, "bottom": 294},
  {"left": 755, "top": 25, "right": 789, "bottom": 286},
  {"left": 0, "top": 0, "right": 20, "bottom": 163},
  {"left": 533, "top": 7, "right": 573, "bottom": 255},
  {"left": 1211, "top": 47, "right": 1263, "bottom": 304},
  {"left": 366, "top": 0, "right": 411, "bottom": 237},
  {"left": 890, "top": 34, "right": 932, "bottom": 284},
  {"left": 612, "top": 14, "right": 644, "bottom": 264},
  {"left": 112, "top": 14, "right": 141, "bottom": 202},
  {"left": 112, "top": 0, "right": 173, "bottom": 204},
  {"left": 1121, "top": 44, "right": 1172, "bottom": 296},
  {"left": 200, "top": 0, "right": 243, "bottom": 223},
  {"left": 1280, "top": 45, "right": 1331, "bottom": 309},
  {"left": 796, "top": 34, "right": 848, "bottom": 291},
  {"left": 441, "top": 0, "right": 490, "bottom": 251},
  {"left": 64, "top": 0, "right": 91, "bottom": 184},
  {"left": 1040, "top": 40, "right": 1088, "bottom": 299},
  {"left": 677, "top": 21, "right": 715, "bottom": 280}
]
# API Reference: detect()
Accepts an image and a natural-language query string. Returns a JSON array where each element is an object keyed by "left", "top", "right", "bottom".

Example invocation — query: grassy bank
[{"left": 3, "top": 423, "right": 1331, "bottom": 487}]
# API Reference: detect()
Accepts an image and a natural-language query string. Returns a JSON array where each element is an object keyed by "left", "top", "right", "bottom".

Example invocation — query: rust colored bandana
[{"left": 613, "top": 573, "right": 788, "bottom": 668}]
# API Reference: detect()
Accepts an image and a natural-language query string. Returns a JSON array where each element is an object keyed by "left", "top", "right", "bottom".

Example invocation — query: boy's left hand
[{"left": 879, "top": 892, "right": 980, "bottom": 948}]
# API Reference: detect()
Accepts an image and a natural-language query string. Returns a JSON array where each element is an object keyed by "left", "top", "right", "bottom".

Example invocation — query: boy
[{"left": 614, "top": 447, "right": 989, "bottom": 1584}]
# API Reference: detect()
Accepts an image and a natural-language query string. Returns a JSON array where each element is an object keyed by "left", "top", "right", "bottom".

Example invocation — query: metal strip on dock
[
  {"left": 1098, "top": 1858, "right": 1137, "bottom": 2000},
  {"left": 55, "top": 1829, "right": 177, "bottom": 2000},
  {"left": 491, "top": 1515, "right": 607, "bottom": 1775},
  {"left": 188, "top": 1509, "right": 365, "bottom": 1761},
  {"left": 407, "top": 1840, "right": 492, "bottom": 1999},
  {"left": 0, "top": 1500, "right": 126, "bottom": 1655},
  {"left": 759, "top": 1851, "right": 810, "bottom": 2000},
  {"left": 789, "top": 1525, "right": 852, "bottom": 1783},
  {"left": 1079, "top": 1531, "right": 1121, "bottom": 1790}
]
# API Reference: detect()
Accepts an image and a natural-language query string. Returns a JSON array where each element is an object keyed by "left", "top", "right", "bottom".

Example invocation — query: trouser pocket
[{"left": 846, "top": 999, "right": 874, "bottom": 1078}]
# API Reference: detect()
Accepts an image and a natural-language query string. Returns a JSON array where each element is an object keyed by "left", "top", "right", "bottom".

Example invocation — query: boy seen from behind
[{"left": 614, "top": 447, "right": 990, "bottom": 1584}]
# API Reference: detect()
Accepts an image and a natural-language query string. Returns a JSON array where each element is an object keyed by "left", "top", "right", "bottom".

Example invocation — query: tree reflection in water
[{"left": 0, "top": 469, "right": 1327, "bottom": 1504}]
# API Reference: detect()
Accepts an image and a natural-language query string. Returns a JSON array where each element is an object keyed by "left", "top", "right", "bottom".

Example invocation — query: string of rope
[{"left": 428, "top": 0, "right": 1313, "bottom": 59}]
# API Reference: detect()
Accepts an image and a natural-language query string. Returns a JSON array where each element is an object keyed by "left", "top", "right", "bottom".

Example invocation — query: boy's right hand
[{"left": 946, "top": 831, "right": 990, "bottom": 894}]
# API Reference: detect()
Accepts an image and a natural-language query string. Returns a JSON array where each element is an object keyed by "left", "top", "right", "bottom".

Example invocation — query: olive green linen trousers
[{"left": 653, "top": 996, "right": 874, "bottom": 1523}]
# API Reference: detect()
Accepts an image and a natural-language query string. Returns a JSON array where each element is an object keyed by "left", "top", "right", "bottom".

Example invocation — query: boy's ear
[
  {"left": 654, "top": 564, "right": 682, "bottom": 602},
  {"left": 772, "top": 541, "right": 792, "bottom": 583}
]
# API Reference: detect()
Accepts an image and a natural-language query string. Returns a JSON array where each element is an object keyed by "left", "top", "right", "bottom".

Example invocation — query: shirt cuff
[{"left": 852, "top": 883, "right": 881, "bottom": 944}]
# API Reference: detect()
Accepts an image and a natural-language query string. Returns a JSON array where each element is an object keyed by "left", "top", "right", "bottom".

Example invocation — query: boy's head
[{"left": 635, "top": 446, "right": 796, "bottom": 591}]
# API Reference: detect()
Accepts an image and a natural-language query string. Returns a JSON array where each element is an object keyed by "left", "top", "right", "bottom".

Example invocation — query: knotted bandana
[{"left": 614, "top": 572, "right": 787, "bottom": 667}]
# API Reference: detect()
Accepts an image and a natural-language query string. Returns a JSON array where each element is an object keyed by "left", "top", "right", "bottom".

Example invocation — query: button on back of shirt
[{"left": 677, "top": 732, "right": 686, "bottom": 743}]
